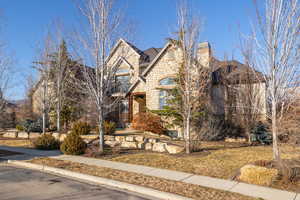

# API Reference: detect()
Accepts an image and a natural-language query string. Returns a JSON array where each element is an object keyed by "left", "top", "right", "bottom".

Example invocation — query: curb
[{"left": 8, "top": 160, "right": 192, "bottom": 200}]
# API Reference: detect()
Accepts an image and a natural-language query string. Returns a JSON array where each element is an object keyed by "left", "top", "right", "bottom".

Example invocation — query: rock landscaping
[
  {"left": 101, "top": 134, "right": 184, "bottom": 154},
  {"left": 0, "top": 129, "right": 184, "bottom": 154}
]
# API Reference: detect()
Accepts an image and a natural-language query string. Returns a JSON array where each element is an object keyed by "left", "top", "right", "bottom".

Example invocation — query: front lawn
[{"left": 103, "top": 142, "right": 300, "bottom": 192}]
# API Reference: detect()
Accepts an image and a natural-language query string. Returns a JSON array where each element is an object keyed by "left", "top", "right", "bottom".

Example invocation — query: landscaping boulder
[
  {"left": 104, "top": 135, "right": 115, "bottom": 141},
  {"left": 239, "top": 164, "right": 278, "bottom": 186},
  {"left": 121, "top": 141, "right": 137, "bottom": 148},
  {"left": 3, "top": 131, "right": 17, "bottom": 138},
  {"left": 125, "top": 136, "right": 135, "bottom": 142},
  {"left": 59, "top": 134, "right": 67, "bottom": 142},
  {"left": 152, "top": 142, "right": 167, "bottom": 152},
  {"left": 29, "top": 132, "right": 40, "bottom": 139},
  {"left": 160, "top": 135, "right": 172, "bottom": 140},
  {"left": 165, "top": 144, "right": 184, "bottom": 154},
  {"left": 52, "top": 132, "right": 60, "bottom": 140},
  {"left": 115, "top": 136, "right": 125, "bottom": 142},
  {"left": 137, "top": 142, "right": 145, "bottom": 149},
  {"left": 135, "top": 136, "right": 144, "bottom": 142},
  {"left": 145, "top": 142, "right": 153, "bottom": 151},
  {"left": 148, "top": 138, "right": 158, "bottom": 144},
  {"left": 105, "top": 140, "right": 120, "bottom": 148},
  {"left": 17, "top": 132, "right": 29, "bottom": 139}
]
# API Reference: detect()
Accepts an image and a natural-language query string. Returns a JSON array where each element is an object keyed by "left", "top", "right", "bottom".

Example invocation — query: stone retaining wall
[
  {"left": 0, "top": 129, "right": 184, "bottom": 154},
  {"left": 103, "top": 135, "right": 184, "bottom": 154}
]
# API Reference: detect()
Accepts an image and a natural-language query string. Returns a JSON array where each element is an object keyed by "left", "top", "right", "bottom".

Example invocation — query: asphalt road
[{"left": 0, "top": 164, "right": 152, "bottom": 200}]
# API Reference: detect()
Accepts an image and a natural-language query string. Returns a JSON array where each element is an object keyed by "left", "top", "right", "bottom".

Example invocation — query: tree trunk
[
  {"left": 246, "top": 128, "right": 252, "bottom": 145},
  {"left": 42, "top": 80, "right": 46, "bottom": 134},
  {"left": 56, "top": 102, "right": 60, "bottom": 133},
  {"left": 272, "top": 101, "right": 281, "bottom": 161},
  {"left": 42, "top": 112, "right": 46, "bottom": 134},
  {"left": 185, "top": 115, "right": 191, "bottom": 154},
  {"left": 98, "top": 112, "right": 104, "bottom": 152}
]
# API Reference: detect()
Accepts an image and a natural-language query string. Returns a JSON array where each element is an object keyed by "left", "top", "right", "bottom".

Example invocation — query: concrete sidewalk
[
  {"left": 51, "top": 155, "right": 299, "bottom": 200},
  {"left": 1, "top": 145, "right": 299, "bottom": 200}
]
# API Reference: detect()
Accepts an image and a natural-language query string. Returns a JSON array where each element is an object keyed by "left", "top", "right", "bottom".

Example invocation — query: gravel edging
[{"left": 8, "top": 160, "right": 192, "bottom": 200}]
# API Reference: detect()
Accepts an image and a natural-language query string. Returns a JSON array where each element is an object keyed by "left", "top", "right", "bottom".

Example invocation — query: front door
[{"left": 118, "top": 99, "right": 129, "bottom": 127}]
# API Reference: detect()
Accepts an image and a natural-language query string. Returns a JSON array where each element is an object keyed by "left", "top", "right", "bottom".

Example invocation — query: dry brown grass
[
  {"left": 105, "top": 142, "right": 300, "bottom": 179},
  {"left": 0, "top": 138, "right": 32, "bottom": 147},
  {"left": 29, "top": 157, "right": 257, "bottom": 200}
]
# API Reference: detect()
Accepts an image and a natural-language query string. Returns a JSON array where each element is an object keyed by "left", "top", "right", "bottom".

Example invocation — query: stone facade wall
[{"left": 107, "top": 41, "right": 141, "bottom": 85}]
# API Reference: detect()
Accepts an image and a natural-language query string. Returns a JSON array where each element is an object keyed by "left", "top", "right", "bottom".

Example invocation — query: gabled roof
[
  {"left": 106, "top": 38, "right": 144, "bottom": 64},
  {"left": 126, "top": 42, "right": 172, "bottom": 95},
  {"left": 211, "top": 58, "right": 266, "bottom": 84},
  {"left": 140, "top": 47, "right": 162, "bottom": 66}
]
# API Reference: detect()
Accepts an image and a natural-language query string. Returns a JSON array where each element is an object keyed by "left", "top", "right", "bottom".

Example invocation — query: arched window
[
  {"left": 159, "top": 77, "right": 175, "bottom": 86},
  {"left": 116, "top": 68, "right": 130, "bottom": 74}
]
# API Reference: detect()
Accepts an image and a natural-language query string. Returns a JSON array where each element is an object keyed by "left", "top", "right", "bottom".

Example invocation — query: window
[
  {"left": 116, "top": 68, "right": 130, "bottom": 74},
  {"left": 115, "top": 75, "right": 131, "bottom": 92},
  {"left": 159, "top": 90, "right": 169, "bottom": 109},
  {"left": 159, "top": 77, "right": 175, "bottom": 86}
]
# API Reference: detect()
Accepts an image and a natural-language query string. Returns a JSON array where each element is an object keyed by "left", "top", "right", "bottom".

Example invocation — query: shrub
[
  {"left": 250, "top": 122, "right": 272, "bottom": 145},
  {"left": 33, "top": 134, "right": 60, "bottom": 150},
  {"left": 16, "top": 125, "right": 24, "bottom": 131},
  {"left": 95, "top": 121, "right": 116, "bottom": 135},
  {"left": 104, "top": 121, "right": 116, "bottom": 135},
  {"left": 190, "top": 140, "right": 202, "bottom": 152},
  {"left": 60, "top": 132, "right": 87, "bottom": 155},
  {"left": 72, "top": 121, "right": 91, "bottom": 135},
  {"left": 21, "top": 118, "right": 43, "bottom": 133},
  {"left": 131, "top": 112, "right": 166, "bottom": 135}
]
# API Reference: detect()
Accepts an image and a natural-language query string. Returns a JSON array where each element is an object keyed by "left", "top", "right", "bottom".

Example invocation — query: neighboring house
[{"left": 0, "top": 101, "right": 17, "bottom": 129}]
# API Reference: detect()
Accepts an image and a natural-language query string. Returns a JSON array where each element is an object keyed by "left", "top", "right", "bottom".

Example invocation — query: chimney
[{"left": 197, "top": 42, "right": 211, "bottom": 68}]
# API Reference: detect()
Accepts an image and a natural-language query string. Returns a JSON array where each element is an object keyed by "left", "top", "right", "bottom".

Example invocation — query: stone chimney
[{"left": 197, "top": 42, "right": 211, "bottom": 68}]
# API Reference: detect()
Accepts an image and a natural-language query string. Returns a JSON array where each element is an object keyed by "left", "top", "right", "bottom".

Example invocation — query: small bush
[
  {"left": 16, "top": 125, "right": 24, "bottom": 131},
  {"left": 60, "top": 132, "right": 87, "bottom": 155},
  {"left": 33, "top": 134, "right": 60, "bottom": 150},
  {"left": 21, "top": 118, "right": 43, "bottom": 133},
  {"left": 104, "top": 121, "right": 116, "bottom": 135},
  {"left": 72, "top": 121, "right": 91, "bottom": 135},
  {"left": 131, "top": 112, "right": 166, "bottom": 135},
  {"left": 250, "top": 122, "right": 272, "bottom": 144},
  {"left": 95, "top": 121, "right": 116, "bottom": 135},
  {"left": 190, "top": 140, "right": 202, "bottom": 152}
]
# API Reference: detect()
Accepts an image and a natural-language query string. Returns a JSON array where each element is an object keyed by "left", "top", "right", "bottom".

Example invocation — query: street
[{"left": 0, "top": 163, "right": 152, "bottom": 200}]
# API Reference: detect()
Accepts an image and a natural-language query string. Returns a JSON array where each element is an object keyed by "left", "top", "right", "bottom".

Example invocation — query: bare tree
[
  {"left": 249, "top": 0, "right": 300, "bottom": 161},
  {"left": 51, "top": 39, "right": 72, "bottom": 133},
  {"left": 169, "top": 1, "right": 209, "bottom": 153},
  {"left": 33, "top": 34, "right": 55, "bottom": 134},
  {"left": 74, "top": 0, "right": 128, "bottom": 152},
  {"left": 0, "top": 42, "right": 14, "bottom": 129},
  {"left": 222, "top": 40, "right": 266, "bottom": 144}
]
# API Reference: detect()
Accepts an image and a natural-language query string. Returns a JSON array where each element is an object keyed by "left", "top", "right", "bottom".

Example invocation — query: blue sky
[{"left": 1, "top": 0, "right": 256, "bottom": 100}]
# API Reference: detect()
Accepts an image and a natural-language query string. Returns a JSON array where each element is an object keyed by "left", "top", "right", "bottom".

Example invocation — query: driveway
[{"left": 0, "top": 164, "right": 153, "bottom": 200}]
